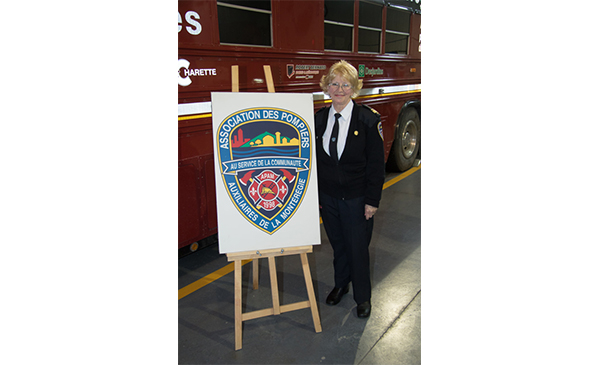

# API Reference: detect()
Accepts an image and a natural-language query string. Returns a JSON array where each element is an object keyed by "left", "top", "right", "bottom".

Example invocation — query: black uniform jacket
[{"left": 314, "top": 101, "right": 385, "bottom": 208}]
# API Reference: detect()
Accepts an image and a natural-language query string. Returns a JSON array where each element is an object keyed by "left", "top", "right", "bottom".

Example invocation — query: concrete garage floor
[{"left": 178, "top": 169, "right": 421, "bottom": 364}]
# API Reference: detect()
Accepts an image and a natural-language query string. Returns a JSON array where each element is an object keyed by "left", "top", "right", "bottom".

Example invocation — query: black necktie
[{"left": 330, "top": 113, "right": 341, "bottom": 161}]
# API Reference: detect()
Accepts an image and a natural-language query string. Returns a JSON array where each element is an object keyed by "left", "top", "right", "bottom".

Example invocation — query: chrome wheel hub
[{"left": 401, "top": 120, "right": 418, "bottom": 159}]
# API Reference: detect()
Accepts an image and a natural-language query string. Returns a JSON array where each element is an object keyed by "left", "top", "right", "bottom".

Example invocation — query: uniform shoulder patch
[{"left": 377, "top": 121, "right": 384, "bottom": 141}]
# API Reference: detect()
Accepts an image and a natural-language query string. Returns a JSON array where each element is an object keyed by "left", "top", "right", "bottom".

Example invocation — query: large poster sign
[{"left": 211, "top": 92, "right": 321, "bottom": 254}]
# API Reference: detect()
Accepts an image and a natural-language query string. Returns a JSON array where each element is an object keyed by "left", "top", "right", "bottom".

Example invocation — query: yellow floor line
[
  {"left": 383, "top": 164, "right": 421, "bottom": 190},
  {"left": 178, "top": 259, "right": 252, "bottom": 300},
  {"left": 178, "top": 165, "right": 421, "bottom": 300}
]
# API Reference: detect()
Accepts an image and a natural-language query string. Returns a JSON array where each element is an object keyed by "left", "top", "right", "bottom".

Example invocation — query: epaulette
[{"left": 362, "top": 104, "right": 380, "bottom": 116}]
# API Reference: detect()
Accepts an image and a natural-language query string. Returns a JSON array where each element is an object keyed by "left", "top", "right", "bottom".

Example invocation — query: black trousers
[{"left": 320, "top": 193, "right": 374, "bottom": 304}]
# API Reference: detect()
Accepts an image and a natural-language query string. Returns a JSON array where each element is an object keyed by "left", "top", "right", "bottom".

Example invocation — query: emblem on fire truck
[{"left": 216, "top": 107, "right": 312, "bottom": 234}]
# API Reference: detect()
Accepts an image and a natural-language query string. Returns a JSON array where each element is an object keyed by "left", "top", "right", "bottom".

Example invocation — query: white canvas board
[{"left": 211, "top": 92, "right": 321, "bottom": 254}]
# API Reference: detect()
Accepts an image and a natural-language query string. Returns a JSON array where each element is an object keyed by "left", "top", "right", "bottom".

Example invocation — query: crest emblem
[{"left": 216, "top": 108, "right": 312, "bottom": 234}]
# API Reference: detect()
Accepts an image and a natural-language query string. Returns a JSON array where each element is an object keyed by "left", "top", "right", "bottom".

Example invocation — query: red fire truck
[{"left": 178, "top": 0, "right": 421, "bottom": 255}]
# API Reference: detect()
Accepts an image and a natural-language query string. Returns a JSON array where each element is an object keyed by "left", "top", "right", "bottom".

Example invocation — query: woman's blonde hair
[{"left": 319, "top": 60, "right": 363, "bottom": 98}]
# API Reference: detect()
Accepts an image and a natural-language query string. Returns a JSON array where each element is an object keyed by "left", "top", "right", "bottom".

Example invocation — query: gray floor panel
[{"left": 179, "top": 169, "right": 421, "bottom": 364}]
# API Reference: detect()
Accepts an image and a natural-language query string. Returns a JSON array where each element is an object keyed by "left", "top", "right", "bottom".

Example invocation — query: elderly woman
[{"left": 315, "top": 60, "right": 385, "bottom": 318}]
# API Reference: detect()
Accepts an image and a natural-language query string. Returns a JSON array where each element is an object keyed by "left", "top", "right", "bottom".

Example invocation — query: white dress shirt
[{"left": 323, "top": 102, "right": 353, "bottom": 159}]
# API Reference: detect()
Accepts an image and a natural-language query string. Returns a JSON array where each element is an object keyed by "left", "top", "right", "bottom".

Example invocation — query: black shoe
[
  {"left": 357, "top": 300, "right": 371, "bottom": 318},
  {"left": 326, "top": 285, "right": 349, "bottom": 305}
]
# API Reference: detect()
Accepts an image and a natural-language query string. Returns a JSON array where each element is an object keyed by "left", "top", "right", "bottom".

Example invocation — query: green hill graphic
[{"left": 240, "top": 131, "right": 298, "bottom": 147}]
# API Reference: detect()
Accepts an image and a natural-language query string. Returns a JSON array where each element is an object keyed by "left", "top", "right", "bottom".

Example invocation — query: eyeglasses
[{"left": 328, "top": 82, "right": 352, "bottom": 91}]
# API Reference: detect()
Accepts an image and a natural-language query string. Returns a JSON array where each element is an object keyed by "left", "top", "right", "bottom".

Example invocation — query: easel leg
[
  {"left": 263, "top": 65, "right": 275, "bottom": 93},
  {"left": 231, "top": 65, "right": 239, "bottom": 92},
  {"left": 234, "top": 260, "right": 243, "bottom": 350},
  {"left": 268, "top": 256, "right": 281, "bottom": 315},
  {"left": 300, "top": 253, "right": 322, "bottom": 333},
  {"left": 252, "top": 259, "right": 259, "bottom": 290}
]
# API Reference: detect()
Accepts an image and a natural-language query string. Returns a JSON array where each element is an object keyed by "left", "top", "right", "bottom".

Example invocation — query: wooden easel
[
  {"left": 226, "top": 65, "right": 322, "bottom": 351},
  {"left": 226, "top": 246, "right": 322, "bottom": 350}
]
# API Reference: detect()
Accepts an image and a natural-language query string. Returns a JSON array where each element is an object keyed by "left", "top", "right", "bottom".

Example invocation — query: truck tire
[{"left": 387, "top": 108, "right": 420, "bottom": 172}]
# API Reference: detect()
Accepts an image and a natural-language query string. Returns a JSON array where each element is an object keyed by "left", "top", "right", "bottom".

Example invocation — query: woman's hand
[{"left": 364, "top": 204, "right": 378, "bottom": 220}]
